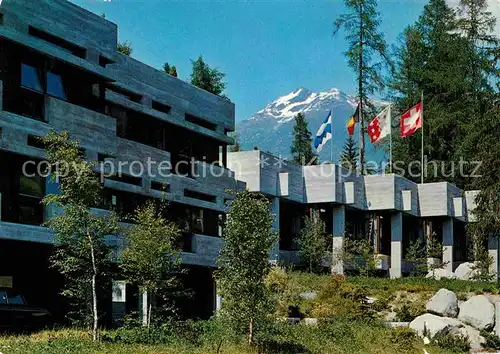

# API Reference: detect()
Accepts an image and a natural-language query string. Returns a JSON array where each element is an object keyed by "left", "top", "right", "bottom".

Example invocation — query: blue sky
[{"left": 70, "top": 0, "right": 429, "bottom": 121}]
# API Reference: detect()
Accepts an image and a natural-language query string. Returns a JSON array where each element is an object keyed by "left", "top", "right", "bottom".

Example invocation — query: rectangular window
[
  {"left": 46, "top": 72, "right": 67, "bottom": 100},
  {"left": 151, "top": 181, "right": 170, "bottom": 192},
  {"left": 107, "top": 174, "right": 142, "bottom": 186},
  {"left": 185, "top": 113, "right": 217, "bottom": 131},
  {"left": 21, "top": 63, "right": 43, "bottom": 92},
  {"left": 99, "top": 55, "right": 114, "bottom": 68},
  {"left": 27, "top": 135, "right": 45, "bottom": 149},
  {"left": 28, "top": 26, "right": 86, "bottom": 58},
  {"left": 152, "top": 100, "right": 171, "bottom": 115},
  {"left": 106, "top": 84, "right": 142, "bottom": 103},
  {"left": 184, "top": 189, "right": 216, "bottom": 203},
  {"left": 97, "top": 153, "right": 115, "bottom": 162}
]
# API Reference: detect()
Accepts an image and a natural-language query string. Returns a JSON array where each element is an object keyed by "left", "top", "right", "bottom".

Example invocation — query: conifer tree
[
  {"left": 290, "top": 112, "right": 317, "bottom": 165},
  {"left": 340, "top": 135, "right": 358, "bottom": 172},
  {"left": 334, "top": 0, "right": 389, "bottom": 174},
  {"left": 390, "top": 0, "right": 480, "bottom": 186},
  {"left": 117, "top": 41, "right": 132, "bottom": 56},
  {"left": 190, "top": 56, "right": 227, "bottom": 98}
]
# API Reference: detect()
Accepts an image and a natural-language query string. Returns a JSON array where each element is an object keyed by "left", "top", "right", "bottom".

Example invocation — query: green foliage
[
  {"left": 394, "top": 303, "right": 425, "bottom": 322},
  {"left": 343, "top": 238, "right": 377, "bottom": 276},
  {"left": 290, "top": 112, "right": 317, "bottom": 165},
  {"left": 334, "top": 0, "right": 390, "bottom": 172},
  {"left": 41, "top": 131, "right": 119, "bottom": 340},
  {"left": 117, "top": 41, "right": 132, "bottom": 56},
  {"left": 470, "top": 238, "right": 494, "bottom": 281},
  {"left": 431, "top": 331, "right": 470, "bottom": 353},
  {"left": 339, "top": 135, "right": 358, "bottom": 172},
  {"left": 163, "top": 62, "right": 178, "bottom": 77},
  {"left": 480, "top": 329, "right": 500, "bottom": 350},
  {"left": 297, "top": 213, "right": 328, "bottom": 272},
  {"left": 120, "top": 201, "right": 182, "bottom": 326},
  {"left": 390, "top": 0, "right": 498, "bottom": 187},
  {"left": 217, "top": 190, "right": 278, "bottom": 344},
  {"left": 190, "top": 56, "right": 227, "bottom": 98},
  {"left": 405, "top": 239, "right": 427, "bottom": 276},
  {"left": 390, "top": 327, "right": 418, "bottom": 352}
]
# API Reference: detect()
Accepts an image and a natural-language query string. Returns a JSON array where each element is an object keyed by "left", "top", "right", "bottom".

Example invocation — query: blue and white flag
[{"left": 313, "top": 110, "right": 332, "bottom": 152}]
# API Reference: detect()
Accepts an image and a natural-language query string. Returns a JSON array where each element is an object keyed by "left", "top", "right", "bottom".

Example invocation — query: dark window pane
[
  {"left": 19, "top": 175, "right": 44, "bottom": 198},
  {"left": 47, "top": 72, "right": 67, "bottom": 100},
  {"left": 21, "top": 64, "right": 43, "bottom": 92},
  {"left": 0, "top": 291, "right": 7, "bottom": 305},
  {"left": 7, "top": 291, "right": 25, "bottom": 305}
]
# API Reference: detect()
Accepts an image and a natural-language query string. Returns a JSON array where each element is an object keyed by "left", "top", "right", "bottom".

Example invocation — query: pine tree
[
  {"left": 117, "top": 41, "right": 132, "bottom": 56},
  {"left": 340, "top": 135, "right": 358, "bottom": 172},
  {"left": 170, "top": 66, "right": 178, "bottom": 77},
  {"left": 334, "top": 0, "right": 390, "bottom": 174},
  {"left": 190, "top": 56, "right": 227, "bottom": 98},
  {"left": 390, "top": 0, "right": 480, "bottom": 186},
  {"left": 163, "top": 62, "right": 178, "bottom": 77},
  {"left": 290, "top": 112, "right": 317, "bottom": 165}
]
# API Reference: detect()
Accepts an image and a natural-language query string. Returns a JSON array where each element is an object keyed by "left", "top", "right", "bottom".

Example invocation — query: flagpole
[
  {"left": 330, "top": 109, "right": 334, "bottom": 164},
  {"left": 421, "top": 91, "right": 424, "bottom": 184},
  {"left": 389, "top": 104, "right": 393, "bottom": 174}
]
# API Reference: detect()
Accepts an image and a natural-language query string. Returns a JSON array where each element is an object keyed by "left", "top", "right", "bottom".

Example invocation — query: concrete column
[
  {"left": 331, "top": 205, "right": 346, "bottom": 275},
  {"left": 488, "top": 235, "right": 500, "bottom": 279},
  {"left": 111, "top": 280, "right": 126, "bottom": 325},
  {"left": 138, "top": 291, "right": 148, "bottom": 326},
  {"left": 269, "top": 197, "right": 280, "bottom": 263},
  {"left": 442, "top": 218, "right": 454, "bottom": 272},
  {"left": 390, "top": 212, "right": 403, "bottom": 278}
]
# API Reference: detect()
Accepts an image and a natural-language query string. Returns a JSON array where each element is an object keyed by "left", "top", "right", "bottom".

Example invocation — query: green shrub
[
  {"left": 390, "top": 327, "right": 417, "bottom": 351},
  {"left": 480, "top": 330, "right": 500, "bottom": 350},
  {"left": 395, "top": 304, "right": 425, "bottom": 322},
  {"left": 431, "top": 332, "right": 470, "bottom": 353}
]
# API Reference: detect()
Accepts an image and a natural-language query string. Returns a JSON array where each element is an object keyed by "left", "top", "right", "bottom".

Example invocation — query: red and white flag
[
  {"left": 400, "top": 102, "right": 422, "bottom": 138},
  {"left": 368, "top": 105, "right": 391, "bottom": 143}
]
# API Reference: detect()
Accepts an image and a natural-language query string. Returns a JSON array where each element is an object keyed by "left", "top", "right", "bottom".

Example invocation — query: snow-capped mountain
[{"left": 237, "top": 87, "right": 387, "bottom": 163}]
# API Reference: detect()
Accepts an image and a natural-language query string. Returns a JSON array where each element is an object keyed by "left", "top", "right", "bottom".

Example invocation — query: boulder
[
  {"left": 450, "top": 324, "right": 486, "bottom": 350},
  {"left": 458, "top": 295, "right": 495, "bottom": 330},
  {"left": 454, "top": 262, "right": 478, "bottom": 280},
  {"left": 426, "top": 288, "right": 459, "bottom": 317},
  {"left": 426, "top": 268, "right": 456, "bottom": 280},
  {"left": 409, "top": 313, "right": 463, "bottom": 338},
  {"left": 298, "top": 292, "right": 317, "bottom": 301}
]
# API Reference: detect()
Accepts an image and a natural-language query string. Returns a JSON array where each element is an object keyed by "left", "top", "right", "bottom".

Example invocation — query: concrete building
[
  {"left": 227, "top": 150, "right": 495, "bottom": 278},
  {"left": 0, "top": 0, "right": 243, "bottom": 323}
]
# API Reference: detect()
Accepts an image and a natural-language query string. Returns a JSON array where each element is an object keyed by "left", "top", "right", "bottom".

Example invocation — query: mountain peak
[{"left": 253, "top": 87, "right": 357, "bottom": 124}]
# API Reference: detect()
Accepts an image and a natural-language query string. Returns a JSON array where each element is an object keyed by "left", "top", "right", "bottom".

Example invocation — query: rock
[
  {"left": 450, "top": 324, "right": 486, "bottom": 350},
  {"left": 366, "top": 296, "right": 377, "bottom": 304},
  {"left": 458, "top": 295, "right": 495, "bottom": 330},
  {"left": 409, "top": 313, "right": 463, "bottom": 338},
  {"left": 454, "top": 262, "right": 478, "bottom": 280},
  {"left": 423, "top": 336, "right": 430, "bottom": 345},
  {"left": 304, "top": 318, "right": 318, "bottom": 326},
  {"left": 299, "top": 291, "right": 317, "bottom": 301},
  {"left": 426, "top": 288, "right": 459, "bottom": 317},
  {"left": 426, "top": 268, "right": 457, "bottom": 280}
]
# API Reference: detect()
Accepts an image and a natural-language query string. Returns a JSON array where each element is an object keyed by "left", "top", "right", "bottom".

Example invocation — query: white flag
[{"left": 368, "top": 105, "right": 391, "bottom": 143}]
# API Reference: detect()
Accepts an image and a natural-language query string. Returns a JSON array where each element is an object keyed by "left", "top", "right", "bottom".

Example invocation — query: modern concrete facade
[
  {"left": 227, "top": 150, "right": 490, "bottom": 278},
  {"left": 0, "top": 0, "right": 243, "bottom": 322}
]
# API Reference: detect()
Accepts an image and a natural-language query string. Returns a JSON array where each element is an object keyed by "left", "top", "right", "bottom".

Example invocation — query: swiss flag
[{"left": 400, "top": 102, "right": 422, "bottom": 138}]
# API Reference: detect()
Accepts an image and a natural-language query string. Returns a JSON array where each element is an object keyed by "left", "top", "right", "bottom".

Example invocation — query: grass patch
[{"left": 0, "top": 319, "right": 459, "bottom": 354}]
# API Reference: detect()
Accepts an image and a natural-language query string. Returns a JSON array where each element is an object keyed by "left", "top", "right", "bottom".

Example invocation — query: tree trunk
[
  {"left": 358, "top": 2, "right": 365, "bottom": 175},
  {"left": 248, "top": 316, "right": 253, "bottom": 345},
  {"left": 147, "top": 296, "right": 152, "bottom": 327},
  {"left": 88, "top": 232, "right": 99, "bottom": 342}
]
